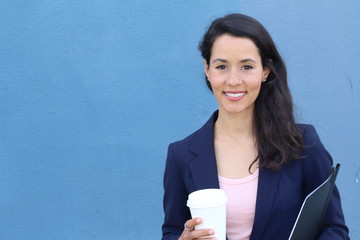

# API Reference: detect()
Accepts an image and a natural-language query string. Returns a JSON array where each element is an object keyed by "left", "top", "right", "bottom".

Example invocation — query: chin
[
  {"left": 221, "top": 104, "right": 254, "bottom": 115},
  {"left": 223, "top": 108, "right": 246, "bottom": 114}
]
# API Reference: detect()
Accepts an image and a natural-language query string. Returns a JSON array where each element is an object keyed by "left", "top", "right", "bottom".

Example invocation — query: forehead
[{"left": 211, "top": 34, "right": 260, "bottom": 60}]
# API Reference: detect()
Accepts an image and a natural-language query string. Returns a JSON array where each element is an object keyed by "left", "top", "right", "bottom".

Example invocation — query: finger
[
  {"left": 189, "top": 228, "right": 215, "bottom": 239},
  {"left": 184, "top": 217, "right": 202, "bottom": 230}
]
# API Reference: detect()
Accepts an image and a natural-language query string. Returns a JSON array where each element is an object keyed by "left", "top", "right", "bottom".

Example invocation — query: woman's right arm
[
  {"left": 162, "top": 143, "right": 191, "bottom": 240},
  {"left": 162, "top": 144, "right": 216, "bottom": 240}
]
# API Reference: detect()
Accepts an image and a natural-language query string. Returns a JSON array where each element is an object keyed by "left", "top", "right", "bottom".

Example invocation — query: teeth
[{"left": 225, "top": 92, "right": 245, "bottom": 98}]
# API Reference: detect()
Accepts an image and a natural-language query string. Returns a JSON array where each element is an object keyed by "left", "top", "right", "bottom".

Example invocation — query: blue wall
[{"left": 1, "top": 1, "right": 359, "bottom": 239}]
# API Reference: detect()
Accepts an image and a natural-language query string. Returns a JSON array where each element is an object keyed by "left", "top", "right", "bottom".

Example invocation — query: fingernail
[
  {"left": 196, "top": 217, "right": 202, "bottom": 223},
  {"left": 208, "top": 229, "right": 214, "bottom": 235}
]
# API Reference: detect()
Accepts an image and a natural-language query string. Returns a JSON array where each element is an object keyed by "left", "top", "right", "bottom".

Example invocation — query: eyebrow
[{"left": 212, "top": 58, "right": 257, "bottom": 64}]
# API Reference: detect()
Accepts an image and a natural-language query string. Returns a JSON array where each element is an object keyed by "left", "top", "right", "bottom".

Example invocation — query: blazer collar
[
  {"left": 188, "top": 111, "right": 220, "bottom": 189},
  {"left": 250, "top": 167, "right": 281, "bottom": 240},
  {"left": 187, "top": 111, "right": 281, "bottom": 240},
  {"left": 189, "top": 111, "right": 218, "bottom": 156}
]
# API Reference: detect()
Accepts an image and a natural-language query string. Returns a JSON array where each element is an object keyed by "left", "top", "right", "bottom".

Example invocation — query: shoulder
[
  {"left": 296, "top": 123, "right": 333, "bottom": 192},
  {"left": 296, "top": 124, "right": 322, "bottom": 146},
  {"left": 166, "top": 125, "right": 204, "bottom": 168},
  {"left": 169, "top": 111, "right": 217, "bottom": 156},
  {"left": 296, "top": 123, "right": 331, "bottom": 161},
  {"left": 170, "top": 128, "right": 199, "bottom": 154}
]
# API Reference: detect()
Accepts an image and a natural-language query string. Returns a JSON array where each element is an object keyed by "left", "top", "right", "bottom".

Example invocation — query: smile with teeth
[
  {"left": 225, "top": 92, "right": 245, "bottom": 98},
  {"left": 223, "top": 91, "right": 246, "bottom": 101}
]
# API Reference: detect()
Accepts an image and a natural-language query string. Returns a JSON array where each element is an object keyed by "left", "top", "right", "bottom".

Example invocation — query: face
[{"left": 205, "top": 34, "right": 270, "bottom": 117}]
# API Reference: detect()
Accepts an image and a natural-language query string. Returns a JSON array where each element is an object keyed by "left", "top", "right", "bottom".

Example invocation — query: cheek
[
  {"left": 249, "top": 80, "right": 262, "bottom": 89},
  {"left": 210, "top": 83, "right": 224, "bottom": 98},
  {"left": 208, "top": 76, "right": 224, "bottom": 90},
  {"left": 245, "top": 76, "right": 263, "bottom": 89},
  {"left": 209, "top": 80, "right": 224, "bottom": 100}
]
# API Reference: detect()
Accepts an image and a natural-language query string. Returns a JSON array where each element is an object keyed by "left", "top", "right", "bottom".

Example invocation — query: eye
[
  {"left": 242, "top": 65, "right": 253, "bottom": 70},
  {"left": 216, "top": 65, "right": 227, "bottom": 70}
]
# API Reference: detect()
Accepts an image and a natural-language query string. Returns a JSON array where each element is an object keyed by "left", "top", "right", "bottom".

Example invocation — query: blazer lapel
[
  {"left": 188, "top": 111, "right": 220, "bottom": 190},
  {"left": 189, "top": 147, "right": 220, "bottom": 190},
  {"left": 250, "top": 167, "right": 281, "bottom": 240},
  {"left": 187, "top": 111, "right": 281, "bottom": 240}
]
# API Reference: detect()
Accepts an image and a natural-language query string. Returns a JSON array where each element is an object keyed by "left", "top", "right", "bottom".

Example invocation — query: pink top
[{"left": 218, "top": 169, "right": 259, "bottom": 240}]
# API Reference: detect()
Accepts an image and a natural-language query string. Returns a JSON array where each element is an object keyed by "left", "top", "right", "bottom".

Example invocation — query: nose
[{"left": 227, "top": 69, "right": 242, "bottom": 85}]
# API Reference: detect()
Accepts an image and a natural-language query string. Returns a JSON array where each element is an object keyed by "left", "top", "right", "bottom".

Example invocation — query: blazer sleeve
[
  {"left": 162, "top": 143, "right": 191, "bottom": 240},
  {"left": 301, "top": 125, "right": 350, "bottom": 240}
]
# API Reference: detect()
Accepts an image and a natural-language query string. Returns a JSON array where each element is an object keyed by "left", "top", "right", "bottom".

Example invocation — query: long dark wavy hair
[{"left": 199, "top": 13, "right": 303, "bottom": 170}]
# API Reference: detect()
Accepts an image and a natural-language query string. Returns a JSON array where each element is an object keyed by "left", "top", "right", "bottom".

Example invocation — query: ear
[
  {"left": 203, "top": 59, "right": 210, "bottom": 79},
  {"left": 263, "top": 66, "right": 270, "bottom": 79}
]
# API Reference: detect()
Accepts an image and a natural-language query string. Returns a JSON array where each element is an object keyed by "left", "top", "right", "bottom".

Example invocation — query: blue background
[{"left": 1, "top": 1, "right": 359, "bottom": 239}]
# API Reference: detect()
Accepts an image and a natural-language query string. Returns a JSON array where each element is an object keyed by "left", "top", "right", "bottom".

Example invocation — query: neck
[{"left": 215, "top": 108, "right": 255, "bottom": 141}]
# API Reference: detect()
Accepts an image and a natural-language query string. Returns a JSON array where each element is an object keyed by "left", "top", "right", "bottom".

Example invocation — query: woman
[{"left": 162, "top": 14, "right": 349, "bottom": 240}]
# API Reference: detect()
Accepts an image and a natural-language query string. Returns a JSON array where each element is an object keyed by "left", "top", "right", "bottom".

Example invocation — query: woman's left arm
[
  {"left": 317, "top": 186, "right": 350, "bottom": 239},
  {"left": 301, "top": 124, "right": 350, "bottom": 240}
]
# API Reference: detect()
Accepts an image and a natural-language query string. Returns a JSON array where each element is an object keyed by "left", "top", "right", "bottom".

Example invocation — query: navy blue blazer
[{"left": 162, "top": 111, "right": 349, "bottom": 240}]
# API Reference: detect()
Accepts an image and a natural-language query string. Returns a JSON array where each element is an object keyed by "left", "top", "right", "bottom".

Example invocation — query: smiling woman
[
  {"left": 204, "top": 35, "right": 269, "bottom": 118},
  {"left": 161, "top": 14, "right": 349, "bottom": 240}
]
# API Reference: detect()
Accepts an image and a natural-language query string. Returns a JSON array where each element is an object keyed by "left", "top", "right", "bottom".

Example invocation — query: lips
[
  {"left": 225, "top": 92, "right": 245, "bottom": 98},
  {"left": 224, "top": 91, "right": 246, "bottom": 101}
]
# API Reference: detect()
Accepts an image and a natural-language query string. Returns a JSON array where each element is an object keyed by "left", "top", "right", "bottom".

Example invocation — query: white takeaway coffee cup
[{"left": 187, "top": 189, "right": 228, "bottom": 240}]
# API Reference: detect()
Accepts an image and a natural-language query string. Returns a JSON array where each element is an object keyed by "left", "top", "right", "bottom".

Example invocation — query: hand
[{"left": 178, "top": 217, "right": 216, "bottom": 240}]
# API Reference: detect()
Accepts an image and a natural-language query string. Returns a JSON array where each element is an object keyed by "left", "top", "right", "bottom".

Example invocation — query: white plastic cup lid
[{"left": 187, "top": 188, "right": 228, "bottom": 208}]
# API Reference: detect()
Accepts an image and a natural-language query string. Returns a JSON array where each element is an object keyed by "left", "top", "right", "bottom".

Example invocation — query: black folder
[{"left": 288, "top": 164, "right": 341, "bottom": 240}]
